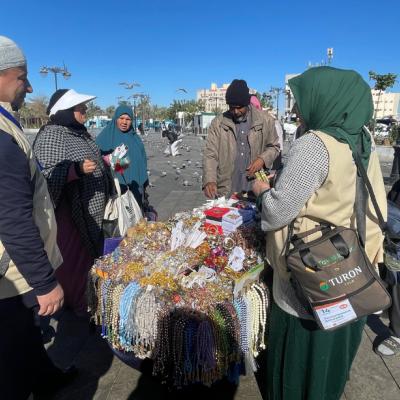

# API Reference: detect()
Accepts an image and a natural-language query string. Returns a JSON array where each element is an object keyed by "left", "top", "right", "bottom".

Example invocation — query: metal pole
[
  {"left": 276, "top": 91, "right": 279, "bottom": 119},
  {"left": 141, "top": 96, "right": 145, "bottom": 134},
  {"left": 134, "top": 98, "right": 137, "bottom": 131},
  {"left": 54, "top": 72, "right": 58, "bottom": 91}
]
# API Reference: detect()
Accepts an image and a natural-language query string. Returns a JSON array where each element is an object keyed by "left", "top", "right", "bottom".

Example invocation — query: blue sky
[{"left": 2, "top": 0, "right": 399, "bottom": 108}]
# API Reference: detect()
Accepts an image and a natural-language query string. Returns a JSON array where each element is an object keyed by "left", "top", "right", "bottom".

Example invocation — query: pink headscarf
[{"left": 250, "top": 95, "right": 262, "bottom": 110}]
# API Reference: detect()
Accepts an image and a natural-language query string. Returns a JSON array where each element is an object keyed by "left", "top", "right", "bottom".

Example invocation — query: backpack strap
[
  {"left": 299, "top": 248, "right": 319, "bottom": 271},
  {"left": 0, "top": 250, "right": 11, "bottom": 279},
  {"left": 330, "top": 233, "right": 350, "bottom": 258},
  {"left": 353, "top": 152, "right": 386, "bottom": 233}
]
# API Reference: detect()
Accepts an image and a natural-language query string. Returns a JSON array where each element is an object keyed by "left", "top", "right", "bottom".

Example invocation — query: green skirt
[{"left": 266, "top": 302, "right": 365, "bottom": 400}]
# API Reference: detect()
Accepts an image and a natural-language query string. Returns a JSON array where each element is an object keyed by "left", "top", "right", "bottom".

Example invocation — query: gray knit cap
[{"left": 0, "top": 36, "right": 26, "bottom": 71}]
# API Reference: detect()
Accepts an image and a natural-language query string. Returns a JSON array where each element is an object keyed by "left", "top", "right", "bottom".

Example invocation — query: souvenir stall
[{"left": 88, "top": 198, "right": 269, "bottom": 387}]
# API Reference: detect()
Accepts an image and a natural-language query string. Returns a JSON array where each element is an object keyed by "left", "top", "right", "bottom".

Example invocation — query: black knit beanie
[{"left": 225, "top": 79, "right": 250, "bottom": 106}]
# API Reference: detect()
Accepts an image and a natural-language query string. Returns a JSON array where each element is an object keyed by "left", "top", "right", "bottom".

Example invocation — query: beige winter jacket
[
  {"left": 266, "top": 131, "right": 387, "bottom": 318},
  {"left": 0, "top": 102, "right": 62, "bottom": 299},
  {"left": 202, "top": 105, "right": 280, "bottom": 196}
]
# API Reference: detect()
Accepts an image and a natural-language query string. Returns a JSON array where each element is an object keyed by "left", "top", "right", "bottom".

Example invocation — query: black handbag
[{"left": 285, "top": 152, "right": 391, "bottom": 331}]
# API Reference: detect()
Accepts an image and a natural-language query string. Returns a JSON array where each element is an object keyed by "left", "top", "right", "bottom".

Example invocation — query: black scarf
[{"left": 49, "top": 109, "right": 88, "bottom": 135}]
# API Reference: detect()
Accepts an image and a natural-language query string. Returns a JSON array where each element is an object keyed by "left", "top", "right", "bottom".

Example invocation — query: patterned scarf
[{"left": 33, "top": 122, "right": 111, "bottom": 257}]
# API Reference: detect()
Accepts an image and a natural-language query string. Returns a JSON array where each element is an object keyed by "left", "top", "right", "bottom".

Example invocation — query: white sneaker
[{"left": 374, "top": 336, "right": 400, "bottom": 357}]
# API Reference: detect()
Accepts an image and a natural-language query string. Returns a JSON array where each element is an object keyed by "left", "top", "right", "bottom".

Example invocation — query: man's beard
[
  {"left": 232, "top": 112, "right": 248, "bottom": 123},
  {"left": 11, "top": 92, "right": 25, "bottom": 111},
  {"left": 231, "top": 107, "right": 248, "bottom": 123},
  {"left": 233, "top": 114, "right": 246, "bottom": 123}
]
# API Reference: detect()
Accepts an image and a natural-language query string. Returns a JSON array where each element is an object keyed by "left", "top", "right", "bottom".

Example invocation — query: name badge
[{"left": 314, "top": 298, "right": 357, "bottom": 330}]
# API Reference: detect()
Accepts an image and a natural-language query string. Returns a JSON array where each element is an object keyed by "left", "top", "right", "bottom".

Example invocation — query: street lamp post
[
  {"left": 176, "top": 88, "right": 188, "bottom": 129},
  {"left": 132, "top": 96, "right": 137, "bottom": 131},
  {"left": 327, "top": 48, "right": 334, "bottom": 64},
  {"left": 270, "top": 87, "right": 284, "bottom": 119},
  {"left": 120, "top": 81, "right": 141, "bottom": 130},
  {"left": 128, "top": 93, "right": 146, "bottom": 132},
  {"left": 285, "top": 89, "right": 292, "bottom": 121},
  {"left": 40, "top": 65, "right": 71, "bottom": 91}
]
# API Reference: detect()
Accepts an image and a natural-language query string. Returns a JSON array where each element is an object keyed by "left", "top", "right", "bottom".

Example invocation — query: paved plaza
[{"left": 30, "top": 132, "right": 400, "bottom": 400}]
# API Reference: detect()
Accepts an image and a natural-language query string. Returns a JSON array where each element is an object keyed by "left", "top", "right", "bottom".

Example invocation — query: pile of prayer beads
[{"left": 88, "top": 205, "right": 269, "bottom": 386}]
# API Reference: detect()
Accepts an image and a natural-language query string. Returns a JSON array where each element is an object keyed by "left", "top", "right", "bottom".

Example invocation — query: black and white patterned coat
[{"left": 33, "top": 124, "right": 111, "bottom": 257}]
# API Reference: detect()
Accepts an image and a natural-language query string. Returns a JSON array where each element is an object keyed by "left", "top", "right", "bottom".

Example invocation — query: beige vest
[
  {"left": 266, "top": 131, "right": 387, "bottom": 318},
  {"left": 0, "top": 102, "right": 62, "bottom": 299}
]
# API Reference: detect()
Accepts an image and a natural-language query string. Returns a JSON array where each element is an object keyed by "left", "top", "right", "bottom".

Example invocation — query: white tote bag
[{"left": 103, "top": 176, "right": 142, "bottom": 238}]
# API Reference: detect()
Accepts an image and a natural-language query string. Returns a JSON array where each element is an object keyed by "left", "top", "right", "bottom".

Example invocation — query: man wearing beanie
[
  {"left": 0, "top": 36, "right": 75, "bottom": 399},
  {"left": 203, "top": 79, "right": 279, "bottom": 198}
]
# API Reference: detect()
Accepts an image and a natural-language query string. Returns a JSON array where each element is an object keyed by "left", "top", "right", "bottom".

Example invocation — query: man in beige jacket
[
  {"left": 0, "top": 36, "right": 74, "bottom": 399},
  {"left": 203, "top": 79, "right": 279, "bottom": 198}
]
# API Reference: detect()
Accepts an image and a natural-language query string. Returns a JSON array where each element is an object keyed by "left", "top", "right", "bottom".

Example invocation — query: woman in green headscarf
[
  {"left": 96, "top": 105, "right": 148, "bottom": 209},
  {"left": 252, "top": 67, "right": 387, "bottom": 400}
]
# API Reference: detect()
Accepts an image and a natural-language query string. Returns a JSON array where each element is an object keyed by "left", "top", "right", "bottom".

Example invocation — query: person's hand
[
  {"left": 102, "top": 154, "right": 111, "bottom": 166},
  {"left": 204, "top": 182, "right": 217, "bottom": 199},
  {"left": 252, "top": 179, "right": 270, "bottom": 196},
  {"left": 246, "top": 157, "right": 265, "bottom": 176},
  {"left": 37, "top": 283, "right": 64, "bottom": 316},
  {"left": 119, "top": 155, "right": 130, "bottom": 170},
  {"left": 81, "top": 159, "right": 97, "bottom": 174}
]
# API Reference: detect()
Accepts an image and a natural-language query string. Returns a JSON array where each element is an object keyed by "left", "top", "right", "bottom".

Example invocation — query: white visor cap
[{"left": 49, "top": 89, "right": 96, "bottom": 116}]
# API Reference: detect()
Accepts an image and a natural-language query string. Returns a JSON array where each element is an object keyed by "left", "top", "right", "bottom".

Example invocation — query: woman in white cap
[{"left": 33, "top": 89, "right": 112, "bottom": 317}]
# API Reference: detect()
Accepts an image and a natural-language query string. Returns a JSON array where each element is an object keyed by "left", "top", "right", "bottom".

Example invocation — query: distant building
[
  {"left": 194, "top": 112, "right": 216, "bottom": 128},
  {"left": 197, "top": 82, "right": 257, "bottom": 113},
  {"left": 371, "top": 90, "right": 400, "bottom": 120},
  {"left": 197, "top": 83, "right": 229, "bottom": 113},
  {"left": 284, "top": 74, "right": 299, "bottom": 119},
  {"left": 193, "top": 112, "right": 217, "bottom": 136}
]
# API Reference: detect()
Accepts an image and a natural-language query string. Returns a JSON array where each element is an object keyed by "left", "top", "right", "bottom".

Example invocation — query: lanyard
[{"left": 0, "top": 105, "right": 22, "bottom": 130}]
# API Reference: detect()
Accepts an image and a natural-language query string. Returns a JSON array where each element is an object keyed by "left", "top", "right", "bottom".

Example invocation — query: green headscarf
[{"left": 289, "top": 66, "right": 374, "bottom": 169}]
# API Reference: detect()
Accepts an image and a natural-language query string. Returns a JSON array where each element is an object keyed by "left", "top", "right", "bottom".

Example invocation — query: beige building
[
  {"left": 371, "top": 90, "right": 400, "bottom": 119},
  {"left": 284, "top": 73, "right": 299, "bottom": 118},
  {"left": 197, "top": 83, "right": 256, "bottom": 113}
]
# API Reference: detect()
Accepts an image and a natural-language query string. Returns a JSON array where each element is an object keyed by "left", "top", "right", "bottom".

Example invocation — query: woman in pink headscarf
[
  {"left": 250, "top": 94, "right": 262, "bottom": 110},
  {"left": 250, "top": 95, "right": 283, "bottom": 169}
]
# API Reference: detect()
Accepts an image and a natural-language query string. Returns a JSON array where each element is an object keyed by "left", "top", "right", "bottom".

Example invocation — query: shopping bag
[{"left": 103, "top": 176, "right": 142, "bottom": 238}]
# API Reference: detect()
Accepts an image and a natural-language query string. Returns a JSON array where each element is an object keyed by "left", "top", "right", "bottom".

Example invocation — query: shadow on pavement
[
  {"left": 127, "top": 367, "right": 238, "bottom": 400},
  {"left": 37, "top": 311, "right": 114, "bottom": 400}
]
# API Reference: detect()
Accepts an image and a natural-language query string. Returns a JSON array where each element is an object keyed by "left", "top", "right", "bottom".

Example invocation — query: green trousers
[{"left": 265, "top": 303, "right": 365, "bottom": 400}]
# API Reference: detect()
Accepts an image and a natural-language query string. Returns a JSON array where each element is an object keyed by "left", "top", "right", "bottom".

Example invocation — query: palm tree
[
  {"left": 86, "top": 101, "right": 104, "bottom": 120},
  {"left": 17, "top": 96, "right": 49, "bottom": 128},
  {"left": 105, "top": 106, "right": 116, "bottom": 118}
]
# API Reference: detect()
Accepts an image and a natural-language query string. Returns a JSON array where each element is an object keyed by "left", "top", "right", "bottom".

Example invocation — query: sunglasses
[{"left": 74, "top": 104, "right": 88, "bottom": 113}]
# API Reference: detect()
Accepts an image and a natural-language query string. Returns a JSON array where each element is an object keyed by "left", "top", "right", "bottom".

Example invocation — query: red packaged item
[{"left": 203, "top": 207, "right": 231, "bottom": 222}]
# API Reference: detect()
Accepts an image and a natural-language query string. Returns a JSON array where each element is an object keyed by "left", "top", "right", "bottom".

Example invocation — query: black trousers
[
  {"left": 0, "top": 292, "right": 57, "bottom": 400},
  {"left": 380, "top": 266, "right": 400, "bottom": 338},
  {"left": 272, "top": 151, "right": 282, "bottom": 171},
  {"left": 388, "top": 281, "right": 400, "bottom": 337}
]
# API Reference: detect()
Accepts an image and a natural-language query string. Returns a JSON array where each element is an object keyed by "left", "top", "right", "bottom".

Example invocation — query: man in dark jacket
[
  {"left": 203, "top": 79, "right": 280, "bottom": 198},
  {"left": 0, "top": 35, "right": 75, "bottom": 399},
  {"left": 374, "top": 181, "right": 400, "bottom": 356}
]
